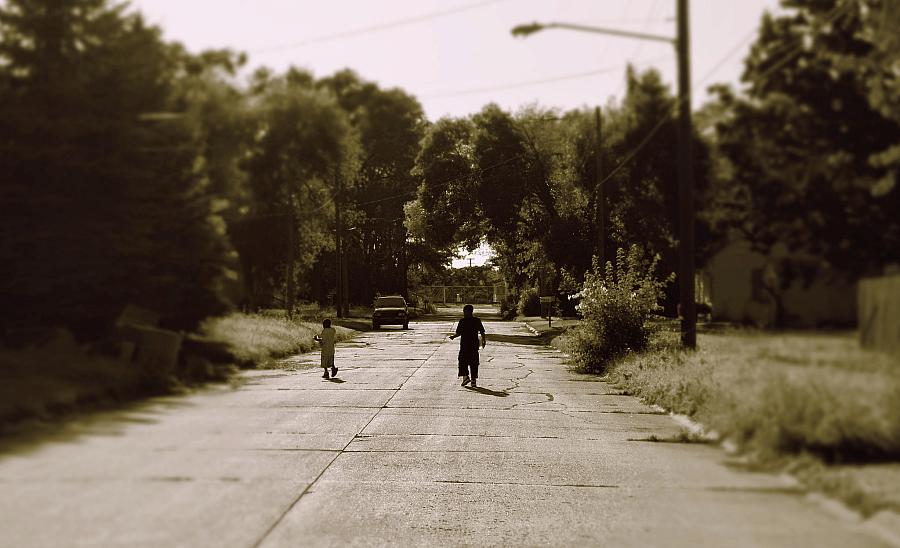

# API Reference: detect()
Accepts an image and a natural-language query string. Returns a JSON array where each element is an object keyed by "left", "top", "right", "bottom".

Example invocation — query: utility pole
[
  {"left": 512, "top": 0, "right": 698, "bottom": 349},
  {"left": 341, "top": 226, "right": 349, "bottom": 317},
  {"left": 677, "top": 0, "right": 696, "bottom": 348},
  {"left": 594, "top": 106, "right": 606, "bottom": 270},
  {"left": 334, "top": 171, "right": 344, "bottom": 319},
  {"left": 286, "top": 211, "right": 295, "bottom": 319}
]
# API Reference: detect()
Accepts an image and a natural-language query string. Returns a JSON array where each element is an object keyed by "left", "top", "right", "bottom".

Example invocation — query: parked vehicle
[{"left": 372, "top": 295, "right": 408, "bottom": 330}]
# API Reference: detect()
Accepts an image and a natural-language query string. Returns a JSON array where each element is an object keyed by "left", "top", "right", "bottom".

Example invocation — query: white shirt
[{"left": 319, "top": 327, "right": 336, "bottom": 357}]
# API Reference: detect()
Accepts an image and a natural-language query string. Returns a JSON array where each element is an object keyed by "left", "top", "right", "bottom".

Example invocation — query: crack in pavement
[{"left": 250, "top": 335, "right": 447, "bottom": 548}]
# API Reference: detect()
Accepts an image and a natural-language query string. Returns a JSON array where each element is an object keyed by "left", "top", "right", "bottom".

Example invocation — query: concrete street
[{"left": 0, "top": 310, "right": 891, "bottom": 547}]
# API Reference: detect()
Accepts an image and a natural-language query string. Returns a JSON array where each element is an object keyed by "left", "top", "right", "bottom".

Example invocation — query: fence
[
  {"left": 858, "top": 274, "right": 900, "bottom": 354},
  {"left": 413, "top": 284, "right": 507, "bottom": 305}
]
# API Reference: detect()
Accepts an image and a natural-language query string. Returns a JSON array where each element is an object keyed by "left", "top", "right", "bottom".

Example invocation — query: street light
[
  {"left": 511, "top": 21, "right": 675, "bottom": 44},
  {"left": 512, "top": 0, "right": 696, "bottom": 349}
]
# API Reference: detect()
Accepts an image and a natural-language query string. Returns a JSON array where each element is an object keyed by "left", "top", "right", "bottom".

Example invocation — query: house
[{"left": 700, "top": 239, "right": 856, "bottom": 328}]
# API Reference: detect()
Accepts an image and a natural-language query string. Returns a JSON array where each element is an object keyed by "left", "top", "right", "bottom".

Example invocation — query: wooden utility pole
[
  {"left": 511, "top": 0, "right": 697, "bottom": 349},
  {"left": 334, "top": 171, "right": 344, "bottom": 319},
  {"left": 341, "top": 227, "right": 349, "bottom": 317},
  {"left": 594, "top": 106, "right": 606, "bottom": 270},
  {"left": 286, "top": 211, "right": 295, "bottom": 319},
  {"left": 677, "top": 0, "right": 696, "bottom": 348}
]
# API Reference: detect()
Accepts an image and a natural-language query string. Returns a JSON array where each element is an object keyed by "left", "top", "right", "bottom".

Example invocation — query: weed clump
[
  {"left": 611, "top": 330, "right": 900, "bottom": 463},
  {"left": 565, "top": 246, "right": 672, "bottom": 374}
]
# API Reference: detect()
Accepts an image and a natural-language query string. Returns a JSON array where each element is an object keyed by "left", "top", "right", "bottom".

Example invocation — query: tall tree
[
  {"left": 709, "top": 0, "right": 900, "bottom": 285},
  {"left": 0, "top": 0, "right": 235, "bottom": 336},
  {"left": 317, "top": 70, "right": 426, "bottom": 302},
  {"left": 238, "top": 71, "right": 360, "bottom": 309}
]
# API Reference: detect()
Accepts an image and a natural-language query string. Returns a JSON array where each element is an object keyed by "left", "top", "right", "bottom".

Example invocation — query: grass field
[{"left": 602, "top": 325, "right": 900, "bottom": 515}]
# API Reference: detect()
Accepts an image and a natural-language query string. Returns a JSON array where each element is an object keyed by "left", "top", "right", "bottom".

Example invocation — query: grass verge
[
  {"left": 201, "top": 312, "right": 354, "bottom": 368},
  {"left": 0, "top": 332, "right": 145, "bottom": 426},
  {"left": 1, "top": 312, "right": 359, "bottom": 429},
  {"left": 563, "top": 325, "right": 900, "bottom": 516}
]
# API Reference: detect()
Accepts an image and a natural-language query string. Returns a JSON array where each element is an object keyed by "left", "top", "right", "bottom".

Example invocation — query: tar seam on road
[{"left": 249, "top": 329, "right": 447, "bottom": 548}]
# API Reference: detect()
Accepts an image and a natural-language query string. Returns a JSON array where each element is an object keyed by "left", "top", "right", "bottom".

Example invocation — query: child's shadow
[
  {"left": 327, "top": 378, "right": 346, "bottom": 383},
  {"left": 466, "top": 386, "right": 508, "bottom": 397}
]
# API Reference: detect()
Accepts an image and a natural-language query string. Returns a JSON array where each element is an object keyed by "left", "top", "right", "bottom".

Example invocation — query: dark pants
[
  {"left": 458, "top": 362, "right": 479, "bottom": 379},
  {"left": 458, "top": 349, "right": 480, "bottom": 379}
]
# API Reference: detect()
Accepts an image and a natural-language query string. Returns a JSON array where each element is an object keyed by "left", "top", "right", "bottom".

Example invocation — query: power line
[
  {"left": 595, "top": 0, "right": 852, "bottom": 190},
  {"left": 250, "top": 4, "right": 853, "bottom": 223},
  {"left": 422, "top": 56, "right": 671, "bottom": 100},
  {"left": 251, "top": 0, "right": 507, "bottom": 55}
]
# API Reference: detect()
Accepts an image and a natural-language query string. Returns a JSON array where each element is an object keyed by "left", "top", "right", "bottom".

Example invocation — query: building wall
[
  {"left": 858, "top": 275, "right": 900, "bottom": 353},
  {"left": 704, "top": 240, "right": 855, "bottom": 327}
]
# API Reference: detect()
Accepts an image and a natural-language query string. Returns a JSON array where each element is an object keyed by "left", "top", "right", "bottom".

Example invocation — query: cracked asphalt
[{"left": 0, "top": 311, "right": 892, "bottom": 547}]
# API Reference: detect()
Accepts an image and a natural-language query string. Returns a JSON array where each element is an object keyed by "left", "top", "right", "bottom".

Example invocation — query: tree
[
  {"left": 238, "top": 71, "right": 360, "bottom": 310},
  {"left": 709, "top": 0, "right": 900, "bottom": 291},
  {"left": 0, "top": 0, "right": 236, "bottom": 336},
  {"left": 317, "top": 70, "right": 427, "bottom": 302}
]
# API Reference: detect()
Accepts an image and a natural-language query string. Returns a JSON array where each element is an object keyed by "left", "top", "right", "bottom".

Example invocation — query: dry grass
[
  {"left": 202, "top": 312, "right": 354, "bottom": 367},
  {"left": 610, "top": 327, "right": 900, "bottom": 462},
  {"left": 602, "top": 326, "right": 900, "bottom": 515}
]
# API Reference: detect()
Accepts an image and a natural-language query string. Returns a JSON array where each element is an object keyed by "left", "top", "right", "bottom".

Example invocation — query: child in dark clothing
[{"left": 449, "top": 304, "right": 486, "bottom": 387}]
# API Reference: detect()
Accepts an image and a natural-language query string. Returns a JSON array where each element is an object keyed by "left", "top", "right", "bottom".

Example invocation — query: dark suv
[{"left": 372, "top": 295, "right": 409, "bottom": 330}]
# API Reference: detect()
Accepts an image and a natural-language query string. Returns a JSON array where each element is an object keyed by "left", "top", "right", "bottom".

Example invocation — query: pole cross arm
[{"left": 511, "top": 21, "right": 675, "bottom": 45}]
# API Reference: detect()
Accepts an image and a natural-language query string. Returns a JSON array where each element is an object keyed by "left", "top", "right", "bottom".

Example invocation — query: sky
[{"left": 133, "top": 0, "right": 783, "bottom": 121}]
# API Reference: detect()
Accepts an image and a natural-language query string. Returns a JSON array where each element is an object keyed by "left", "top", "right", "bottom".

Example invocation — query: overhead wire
[
  {"left": 251, "top": 0, "right": 507, "bottom": 55},
  {"left": 422, "top": 56, "right": 672, "bottom": 100},
  {"left": 245, "top": 2, "right": 852, "bottom": 223},
  {"left": 594, "top": 0, "right": 853, "bottom": 190},
  {"left": 310, "top": 2, "right": 836, "bottom": 216}
]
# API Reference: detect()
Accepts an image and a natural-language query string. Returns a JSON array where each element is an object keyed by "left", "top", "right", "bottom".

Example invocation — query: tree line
[
  {"left": 1, "top": 0, "right": 898, "bottom": 338},
  {"left": 0, "top": 0, "right": 425, "bottom": 338}
]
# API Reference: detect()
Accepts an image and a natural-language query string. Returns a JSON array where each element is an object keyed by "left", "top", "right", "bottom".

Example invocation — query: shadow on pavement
[
  {"left": 489, "top": 333, "right": 552, "bottom": 346},
  {"left": 419, "top": 306, "right": 503, "bottom": 322},
  {"left": 332, "top": 318, "right": 373, "bottom": 331},
  {"left": 326, "top": 378, "right": 345, "bottom": 383},
  {"left": 0, "top": 396, "right": 192, "bottom": 457},
  {"left": 466, "top": 386, "right": 509, "bottom": 397}
]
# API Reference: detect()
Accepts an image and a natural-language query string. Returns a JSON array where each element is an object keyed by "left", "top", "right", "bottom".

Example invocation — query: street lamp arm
[{"left": 511, "top": 21, "right": 675, "bottom": 45}]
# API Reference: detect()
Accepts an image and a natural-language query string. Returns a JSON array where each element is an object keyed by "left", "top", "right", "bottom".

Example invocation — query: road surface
[{"left": 0, "top": 312, "right": 891, "bottom": 547}]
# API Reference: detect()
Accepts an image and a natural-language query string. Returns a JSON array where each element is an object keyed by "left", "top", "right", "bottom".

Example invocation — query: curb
[
  {"left": 664, "top": 411, "right": 900, "bottom": 547},
  {"left": 866, "top": 511, "right": 900, "bottom": 548}
]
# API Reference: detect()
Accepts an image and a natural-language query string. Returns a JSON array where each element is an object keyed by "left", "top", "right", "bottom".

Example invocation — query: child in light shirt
[{"left": 313, "top": 318, "right": 338, "bottom": 379}]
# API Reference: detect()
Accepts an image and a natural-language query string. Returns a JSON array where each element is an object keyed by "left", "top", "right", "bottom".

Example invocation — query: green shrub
[
  {"left": 517, "top": 287, "right": 541, "bottom": 316},
  {"left": 565, "top": 246, "right": 671, "bottom": 374}
]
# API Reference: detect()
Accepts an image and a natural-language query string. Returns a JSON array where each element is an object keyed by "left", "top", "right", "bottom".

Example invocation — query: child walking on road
[
  {"left": 313, "top": 319, "right": 338, "bottom": 380},
  {"left": 449, "top": 304, "right": 486, "bottom": 388}
]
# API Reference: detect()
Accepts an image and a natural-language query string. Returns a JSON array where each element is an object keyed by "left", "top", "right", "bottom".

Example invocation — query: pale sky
[
  {"left": 133, "top": 0, "right": 783, "bottom": 121},
  {"left": 451, "top": 241, "right": 494, "bottom": 268}
]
